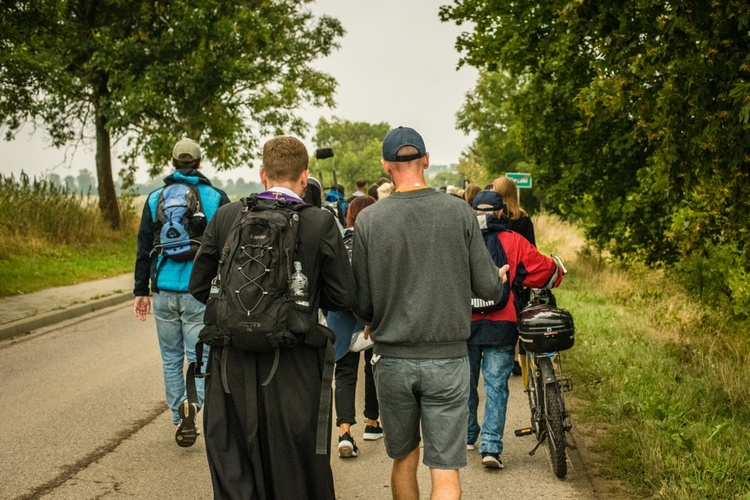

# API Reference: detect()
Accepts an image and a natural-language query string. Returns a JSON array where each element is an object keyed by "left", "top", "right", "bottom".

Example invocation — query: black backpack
[
  {"left": 471, "top": 229, "right": 511, "bottom": 313},
  {"left": 188, "top": 195, "right": 335, "bottom": 454},
  {"left": 151, "top": 182, "right": 206, "bottom": 262},
  {"left": 199, "top": 195, "right": 316, "bottom": 352}
]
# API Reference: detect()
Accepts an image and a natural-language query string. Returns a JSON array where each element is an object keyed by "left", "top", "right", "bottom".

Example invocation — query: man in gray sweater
[{"left": 352, "top": 126, "right": 509, "bottom": 500}]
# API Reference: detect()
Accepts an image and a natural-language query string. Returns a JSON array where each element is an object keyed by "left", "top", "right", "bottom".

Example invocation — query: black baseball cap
[
  {"left": 382, "top": 126, "right": 426, "bottom": 162},
  {"left": 472, "top": 190, "right": 506, "bottom": 212}
]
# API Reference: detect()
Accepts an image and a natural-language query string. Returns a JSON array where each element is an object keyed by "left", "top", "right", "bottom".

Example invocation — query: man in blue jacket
[{"left": 133, "top": 138, "right": 230, "bottom": 446}]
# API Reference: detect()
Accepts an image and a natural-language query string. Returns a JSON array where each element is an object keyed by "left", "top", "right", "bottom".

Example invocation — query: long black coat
[{"left": 189, "top": 196, "right": 354, "bottom": 500}]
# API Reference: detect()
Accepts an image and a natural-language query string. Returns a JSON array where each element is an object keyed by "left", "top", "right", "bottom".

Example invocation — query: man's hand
[
  {"left": 363, "top": 325, "right": 371, "bottom": 340},
  {"left": 498, "top": 264, "right": 510, "bottom": 284},
  {"left": 133, "top": 296, "right": 151, "bottom": 321}
]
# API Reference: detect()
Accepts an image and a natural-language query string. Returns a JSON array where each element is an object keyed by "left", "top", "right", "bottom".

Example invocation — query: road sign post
[{"left": 506, "top": 172, "right": 532, "bottom": 204}]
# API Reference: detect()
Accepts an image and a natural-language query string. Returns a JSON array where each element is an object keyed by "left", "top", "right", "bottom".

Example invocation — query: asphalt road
[{"left": 1, "top": 304, "right": 598, "bottom": 499}]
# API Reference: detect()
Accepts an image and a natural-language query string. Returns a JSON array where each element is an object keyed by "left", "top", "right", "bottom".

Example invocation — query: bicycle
[{"left": 514, "top": 287, "right": 575, "bottom": 478}]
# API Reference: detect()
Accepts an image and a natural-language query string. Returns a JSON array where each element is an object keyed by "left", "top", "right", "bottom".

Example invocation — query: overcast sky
[{"left": 0, "top": 0, "right": 477, "bottom": 185}]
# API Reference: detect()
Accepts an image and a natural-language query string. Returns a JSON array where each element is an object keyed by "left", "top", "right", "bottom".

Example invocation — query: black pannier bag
[{"left": 518, "top": 305, "right": 575, "bottom": 353}]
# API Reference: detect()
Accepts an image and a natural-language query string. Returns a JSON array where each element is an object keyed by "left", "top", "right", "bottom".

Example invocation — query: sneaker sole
[
  {"left": 363, "top": 433, "right": 383, "bottom": 441},
  {"left": 481, "top": 457, "right": 504, "bottom": 469},
  {"left": 338, "top": 442, "right": 358, "bottom": 458},
  {"left": 175, "top": 401, "right": 198, "bottom": 448}
]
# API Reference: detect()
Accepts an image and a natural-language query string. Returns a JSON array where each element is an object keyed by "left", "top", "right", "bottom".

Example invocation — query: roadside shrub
[
  {"left": 670, "top": 242, "right": 750, "bottom": 319},
  {"left": 0, "top": 172, "right": 135, "bottom": 260},
  {"left": 536, "top": 215, "right": 750, "bottom": 498}
]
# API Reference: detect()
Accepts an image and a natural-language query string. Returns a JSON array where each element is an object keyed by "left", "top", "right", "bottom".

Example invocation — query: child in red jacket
[{"left": 467, "top": 190, "right": 564, "bottom": 469}]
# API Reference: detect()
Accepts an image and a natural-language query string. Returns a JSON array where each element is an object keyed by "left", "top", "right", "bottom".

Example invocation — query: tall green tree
[
  {"left": 456, "top": 70, "right": 528, "bottom": 177},
  {"left": 64, "top": 175, "right": 76, "bottom": 191},
  {"left": 0, "top": 0, "right": 344, "bottom": 228},
  {"left": 441, "top": 0, "right": 750, "bottom": 268},
  {"left": 311, "top": 117, "right": 390, "bottom": 194},
  {"left": 429, "top": 170, "right": 463, "bottom": 189},
  {"left": 455, "top": 147, "right": 488, "bottom": 187}
]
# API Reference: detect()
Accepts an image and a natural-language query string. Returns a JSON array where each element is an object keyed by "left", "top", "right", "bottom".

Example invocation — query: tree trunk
[{"left": 94, "top": 90, "right": 121, "bottom": 230}]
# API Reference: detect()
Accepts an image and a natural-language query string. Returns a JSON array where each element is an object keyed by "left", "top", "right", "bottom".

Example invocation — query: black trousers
[
  {"left": 334, "top": 348, "right": 379, "bottom": 426},
  {"left": 203, "top": 345, "right": 335, "bottom": 500}
]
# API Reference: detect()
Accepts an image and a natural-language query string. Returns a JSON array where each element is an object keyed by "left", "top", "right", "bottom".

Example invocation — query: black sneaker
[
  {"left": 175, "top": 400, "right": 198, "bottom": 448},
  {"left": 481, "top": 452, "right": 504, "bottom": 469},
  {"left": 338, "top": 432, "right": 359, "bottom": 458},
  {"left": 363, "top": 422, "right": 383, "bottom": 441}
]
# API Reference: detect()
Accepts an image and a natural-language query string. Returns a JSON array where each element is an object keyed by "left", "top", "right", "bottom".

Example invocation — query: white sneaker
[
  {"left": 349, "top": 330, "right": 374, "bottom": 352},
  {"left": 481, "top": 453, "right": 504, "bottom": 469}
]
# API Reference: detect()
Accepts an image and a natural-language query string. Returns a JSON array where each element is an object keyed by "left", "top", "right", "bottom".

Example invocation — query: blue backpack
[{"left": 152, "top": 183, "right": 206, "bottom": 262}]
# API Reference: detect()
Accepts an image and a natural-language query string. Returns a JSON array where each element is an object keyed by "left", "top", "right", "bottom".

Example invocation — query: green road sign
[{"left": 506, "top": 172, "right": 532, "bottom": 188}]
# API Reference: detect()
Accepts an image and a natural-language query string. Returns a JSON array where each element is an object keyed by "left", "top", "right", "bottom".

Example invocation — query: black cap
[
  {"left": 472, "top": 190, "right": 506, "bottom": 212},
  {"left": 382, "top": 126, "right": 426, "bottom": 162}
]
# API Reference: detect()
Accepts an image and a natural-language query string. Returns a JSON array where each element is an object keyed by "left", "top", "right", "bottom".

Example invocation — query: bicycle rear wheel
[{"left": 544, "top": 383, "right": 567, "bottom": 478}]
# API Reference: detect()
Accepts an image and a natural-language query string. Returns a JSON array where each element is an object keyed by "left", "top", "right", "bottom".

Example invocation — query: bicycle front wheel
[{"left": 544, "top": 383, "right": 568, "bottom": 478}]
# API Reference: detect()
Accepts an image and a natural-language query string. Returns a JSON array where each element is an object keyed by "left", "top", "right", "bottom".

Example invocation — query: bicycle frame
[
  {"left": 518, "top": 348, "right": 572, "bottom": 478},
  {"left": 515, "top": 276, "right": 573, "bottom": 477}
]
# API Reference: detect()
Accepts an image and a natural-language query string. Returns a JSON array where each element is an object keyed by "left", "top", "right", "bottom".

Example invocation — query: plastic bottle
[{"left": 289, "top": 261, "right": 310, "bottom": 307}]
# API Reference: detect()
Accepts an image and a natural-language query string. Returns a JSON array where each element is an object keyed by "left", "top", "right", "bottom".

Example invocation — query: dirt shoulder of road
[{"left": 569, "top": 395, "right": 632, "bottom": 500}]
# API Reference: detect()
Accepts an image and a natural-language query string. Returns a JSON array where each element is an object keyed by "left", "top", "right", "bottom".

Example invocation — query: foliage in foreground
[
  {"left": 0, "top": 1, "right": 344, "bottom": 227},
  {"left": 441, "top": 0, "right": 750, "bottom": 319},
  {"left": 535, "top": 214, "right": 750, "bottom": 499}
]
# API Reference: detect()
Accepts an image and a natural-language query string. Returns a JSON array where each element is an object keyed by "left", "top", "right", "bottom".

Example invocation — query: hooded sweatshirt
[{"left": 134, "top": 169, "right": 230, "bottom": 295}]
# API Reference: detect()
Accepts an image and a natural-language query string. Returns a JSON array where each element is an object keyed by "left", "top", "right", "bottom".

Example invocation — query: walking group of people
[{"left": 133, "top": 126, "right": 564, "bottom": 499}]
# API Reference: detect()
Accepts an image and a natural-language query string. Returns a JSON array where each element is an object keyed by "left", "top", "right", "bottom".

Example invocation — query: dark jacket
[
  {"left": 189, "top": 196, "right": 355, "bottom": 315},
  {"left": 134, "top": 169, "right": 230, "bottom": 295},
  {"left": 189, "top": 193, "right": 353, "bottom": 500},
  {"left": 506, "top": 215, "right": 536, "bottom": 246}
]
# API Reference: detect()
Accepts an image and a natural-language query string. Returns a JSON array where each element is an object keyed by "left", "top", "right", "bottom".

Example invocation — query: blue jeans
[
  {"left": 152, "top": 291, "right": 209, "bottom": 424},
  {"left": 467, "top": 344, "right": 515, "bottom": 454}
]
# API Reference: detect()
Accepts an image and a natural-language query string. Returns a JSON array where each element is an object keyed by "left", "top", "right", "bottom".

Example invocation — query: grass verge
[
  {"left": 535, "top": 214, "right": 750, "bottom": 499},
  {"left": 0, "top": 234, "right": 136, "bottom": 297},
  {"left": 0, "top": 172, "right": 138, "bottom": 297}
]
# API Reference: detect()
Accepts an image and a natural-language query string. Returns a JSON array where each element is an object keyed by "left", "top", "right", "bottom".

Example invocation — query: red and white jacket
[{"left": 469, "top": 229, "right": 563, "bottom": 346}]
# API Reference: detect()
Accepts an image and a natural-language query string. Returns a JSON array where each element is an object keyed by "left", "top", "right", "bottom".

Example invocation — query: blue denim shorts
[{"left": 373, "top": 356, "right": 469, "bottom": 469}]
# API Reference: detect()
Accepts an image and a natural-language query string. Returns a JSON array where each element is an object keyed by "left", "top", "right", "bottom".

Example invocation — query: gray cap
[
  {"left": 382, "top": 126, "right": 426, "bottom": 162},
  {"left": 172, "top": 138, "right": 201, "bottom": 161}
]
